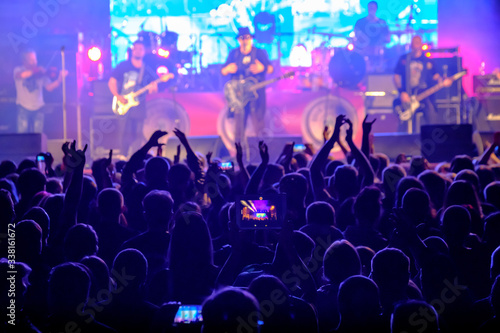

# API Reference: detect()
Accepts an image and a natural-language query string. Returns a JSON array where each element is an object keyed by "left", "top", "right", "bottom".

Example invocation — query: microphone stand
[{"left": 61, "top": 46, "right": 67, "bottom": 141}]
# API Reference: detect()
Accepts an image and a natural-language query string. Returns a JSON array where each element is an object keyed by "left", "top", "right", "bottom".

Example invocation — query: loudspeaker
[
  {"left": 0, "top": 133, "right": 47, "bottom": 164},
  {"left": 432, "top": 57, "right": 463, "bottom": 103},
  {"left": 420, "top": 124, "right": 475, "bottom": 162},
  {"left": 162, "top": 136, "right": 230, "bottom": 161},
  {"left": 366, "top": 108, "right": 399, "bottom": 133}
]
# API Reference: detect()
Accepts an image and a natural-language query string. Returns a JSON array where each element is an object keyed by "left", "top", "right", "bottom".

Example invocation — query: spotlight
[
  {"left": 88, "top": 47, "right": 102, "bottom": 62},
  {"left": 425, "top": 52, "right": 431, "bottom": 58},
  {"left": 347, "top": 43, "right": 354, "bottom": 51},
  {"left": 422, "top": 44, "right": 429, "bottom": 51},
  {"left": 156, "top": 66, "right": 169, "bottom": 76},
  {"left": 158, "top": 48, "right": 170, "bottom": 58}
]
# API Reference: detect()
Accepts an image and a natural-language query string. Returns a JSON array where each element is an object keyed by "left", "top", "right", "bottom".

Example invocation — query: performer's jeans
[
  {"left": 398, "top": 98, "right": 438, "bottom": 134},
  {"left": 17, "top": 105, "right": 44, "bottom": 133},
  {"left": 121, "top": 107, "right": 145, "bottom": 158}
]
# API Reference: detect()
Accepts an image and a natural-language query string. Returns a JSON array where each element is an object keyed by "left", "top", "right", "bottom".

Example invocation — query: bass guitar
[
  {"left": 112, "top": 73, "right": 174, "bottom": 116},
  {"left": 224, "top": 71, "right": 295, "bottom": 111},
  {"left": 393, "top": 71, "right": 467, "bottom": 121}
]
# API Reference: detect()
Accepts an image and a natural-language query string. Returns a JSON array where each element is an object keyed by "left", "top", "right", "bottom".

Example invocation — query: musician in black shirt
[
  {"left": 108, "top": 40, "right": 158, "bottom": 157},
  {"left": 221, "top": 27, "right": 273, "bottom": 139},
  {"left": 393, "top": 36, "right": 451, "bottom": 133}
]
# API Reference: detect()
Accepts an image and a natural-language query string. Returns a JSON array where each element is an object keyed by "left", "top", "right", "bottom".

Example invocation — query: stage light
[
  {"left": 158, "top": 48, "right": 170, "bottom": 58},
  {"left": 289, "top": 44, "right": 311, "bottom": 67},
  {"left": 422, "top": 44, "right": 429, "bottom": 51},
  {"left": 88, "top": 47, "right": 102, "bottom": 62},
  {"left": 156, "top": 66, "right": 169, "bottom": 76},
  {"left": 425, "top": 52, "right": 431, "bottom": 58},
  {"left": 347, "top": 43, "right": 354, "bottom": 51}
]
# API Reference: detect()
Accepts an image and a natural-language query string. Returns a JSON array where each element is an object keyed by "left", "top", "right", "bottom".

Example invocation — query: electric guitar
[
  {"left": 224, "top": 71, "right": 295, "bottom": 111},
  {"left": 112, "top": 73, "right": 174, "bottom": 116},
  {"left": 393, "top": 71, "right": 467, "bottom": 121}
]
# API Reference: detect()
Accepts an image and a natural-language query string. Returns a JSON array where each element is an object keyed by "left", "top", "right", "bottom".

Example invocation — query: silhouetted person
[
  {"left": 45, "top": 262, "right": 114, "bottom": 332},
  {"left": 122, "top": 190, "right": 173, "bottom": 277},
  {"left": 64, "top": 224, "right": 99, "bottom": 262},
  {"left": 391, "top": 300, "right": 438, "bottom": 333},
  {"left": 16, "top": 168, "right": 46, "bottom": 218},
  {"left": 80, "top": 255, "right": 111, "bottom": 302},
  {"left": 335, "top": 275, "right": 385, "bottom": 333},
  {"left": 95, "top": 188, "right": 136, "bottom": 265},
  {"left": 94, "top": 249, "right": 158, "bottom": 333},
  {"left": 202, "top": 287, "right": 261, "bottom": 333}
]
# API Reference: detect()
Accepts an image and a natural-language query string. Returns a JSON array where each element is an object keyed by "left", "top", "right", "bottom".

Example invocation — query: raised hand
[
  {"left": 362, "top": 115, "right": 377, "bottom": 134},
  {"left": 63, "top": 140, "right": 87, "bottom": 170},
  {"left": 206, "top": 151, "right": 213, "bottom": 165},
  {"left": 235, "top": 142, "right": 243, "bottom": 162},
  {"left": 331, "top": 114, "right": 346, "bottom": 143},
  {"left": 345, "top": 119, "right": 354, "bottom": 143},
  {"left": 323, "top": 126, "right": 330, "bottom": 142},
  {"left": 259, "top": 140, "right": 269, "bottom": 164},
  {"left": 173, "top": 128, "right": 188, "bottom": 146},
  {"left": 173, "top": 144, "right": 181, "bottom": 164},
  {"left": 147, "top": 130, "right": 168, "bottom": 147}
]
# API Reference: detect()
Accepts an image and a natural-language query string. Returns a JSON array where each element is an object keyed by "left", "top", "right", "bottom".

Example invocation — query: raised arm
[
  {"left": 310, "top": 115, "right": 346, "bottom": 201},
  {"left": 235, "top": 142, "right": 250, "bottom": 186},
  {"left": 345, "top": 119, "right": 375, "bottom": 187},
  {"left": 173, "top": 128, "right": 205, "bottom": 193},
  {"left": 245, "top": 141, "right": 269, "bottom": 195},
  {"left": 121, "top": 130, "right": 168, "bottom": 192},
  {"left": 362, "top": 115, "right": 376, "bottom": 157},
  {"left": 91, "top": 149, "right": 113, "bottom": 192},
  {"left": 477, "top": 132, "right": 500, "bottom": 165},
  {"left": 59, "top": 141, "right": 87, "bottom": 240}
]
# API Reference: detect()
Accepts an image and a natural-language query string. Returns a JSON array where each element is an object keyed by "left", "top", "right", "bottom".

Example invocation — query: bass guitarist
[
  {"left": 393, "top": 36, "right": 451, "bottom": 133},
  {"left": 108, "top": 39, "right": 158, "bottom": 157},
  {"left": 221, "top": 27, "right": 273, "bottom": 141}
]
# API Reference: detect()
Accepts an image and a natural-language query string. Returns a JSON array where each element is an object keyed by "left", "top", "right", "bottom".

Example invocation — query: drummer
[{"left": 354, "top": 1, "right": 390, "bottom": 53}]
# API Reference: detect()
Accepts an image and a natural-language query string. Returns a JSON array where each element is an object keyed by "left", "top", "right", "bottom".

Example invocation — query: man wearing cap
[{"left": 221, "top": 27, "right": 273, "bottom": 138}]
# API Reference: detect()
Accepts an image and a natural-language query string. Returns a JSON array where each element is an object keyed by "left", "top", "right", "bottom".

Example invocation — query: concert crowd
[{"left": 1, "top": 116, "right": 500, "bottom": 333}]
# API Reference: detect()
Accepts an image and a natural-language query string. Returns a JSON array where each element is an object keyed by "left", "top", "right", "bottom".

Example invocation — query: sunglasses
[{"left": 238, "top": 35, "right": 252, "bottom": 40}]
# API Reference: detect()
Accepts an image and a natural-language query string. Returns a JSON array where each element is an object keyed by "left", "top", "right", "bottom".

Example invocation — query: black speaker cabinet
[{"left": 420, "top": 124, "right": 475, "bottom": 162}]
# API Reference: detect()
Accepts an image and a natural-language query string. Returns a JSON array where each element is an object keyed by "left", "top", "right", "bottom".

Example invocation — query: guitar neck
[
  {"left": 131, "top": 77, "right": 163, "bottom": 98},
  {"left": 250, "top": 75, "right": 288, "bottom": 91},
  {"left": 415, "top": 72, "right": 466, "bottom": 102}
]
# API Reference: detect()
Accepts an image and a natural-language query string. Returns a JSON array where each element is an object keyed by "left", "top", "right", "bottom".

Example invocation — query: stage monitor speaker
[
  {"left": 366, "top": 108, "right": 399, "bottom": 133},
  {"left": 365, "top": 74, "right": 396, "bottom": 108},
  {"left": 373, "top": 133, "right": 420, "bottom": 161},
  {"left": 0, "top": 133, "right": 47, "bottom": 164},
  {"left": 420, "top": 124, "right": 475, "bottom": 162},
  {"left": 163, "top": 136, "right": 230, "bottom": 162}
]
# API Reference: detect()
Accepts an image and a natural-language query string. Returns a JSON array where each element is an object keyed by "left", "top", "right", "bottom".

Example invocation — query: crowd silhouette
[{"left": 2, "top": 116, "right": 500, "bottom": 333}]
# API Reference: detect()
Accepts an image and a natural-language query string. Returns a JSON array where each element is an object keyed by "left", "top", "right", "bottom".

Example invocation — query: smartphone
[
  {"left": 173, "top": 305, "right": 203, "bottom": 325},
  {"left": 293, "top": 144, "right": 306, "bottom": 153},
  {"left": 235, "top": 194, "right": 287, "bottom": 230},
  {"left": 36, "top": 154, "right": 46, "bottom": 172},
  {"left": 406, "top": 155, "right": 412, "bottom": 162},
  {"left": 219, "top": 161, "right": 234, "bottom": 171}
]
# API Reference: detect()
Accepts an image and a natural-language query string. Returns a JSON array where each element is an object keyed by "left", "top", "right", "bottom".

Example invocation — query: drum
[{"left": 329, "top": 49, "right": 366, "bottom": 89}]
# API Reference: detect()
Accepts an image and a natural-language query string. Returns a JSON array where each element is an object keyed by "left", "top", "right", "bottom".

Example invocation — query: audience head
[
  {"left": 491, "top": 245, "right": 500, "bottom": 281},
  {"left": 112, "top": 248, "right": 148, "bottom": 291},
  {"left": 391, "top": 300, "right": 439, "bottom": 333},
  {"left": 48, "top": 262, "right": 91, "bottom": 314},
  {"left": 145, "top": 156, "right": 170, "bottom": 186},
  {"left": 323, "top": 240, "right": 361, "bottom": 285},
  {"left": 0, "top": 160, "right": 16, "bottom": 178},
  {"left": 22, "top": 206, "right": 50, "bottom": 244},
  {"left": 371, "top": 248, "right": 410, "bottom": 294},
  {"left": 408, "top": 156, "right": 429, "bottom": 177},
  {"left": 46, "top": 178, "right": 63, "bottom": 194},
  {"left": 476, "top": 165, "right": 495, "bottom": 193},
  {"left": 0, "top": 259, "right": 31, "bottom": 307},
  {"left": 202, "top": 287, "right": 261, "bottom": 333},
  {"left": 484, "top": 212, "right": 500, "bottom": 251},
  {"left": 169, "top": 211, "right": 213, "bottom": 270},
  {"left": 455, "top": 169, "right": 480, "bottom": 193},
  {"left": 325, "top": 160, "right": 344, "bottom": 177},
  {"left": 338, "top": 275, "right": 381, "bottom": 323},
  {"left": 418, "top": 170, "right": 447, "bottom": 210},
  {"left": 441, "top": 205, "right": 470, "bottom": 247},
  {"left": 450, "top": 155, "right": 474, "bottom": 174},
  {"left": 333, "top": 165, "right": 359, "bottom": 199},
  {"left": 382, "top": 164, "right": 406, "bottom": 198},
  {"left": 142, "top": 190, "right": 174, "bottom": 230},
  {"left": 97, "top": 188, "right": 124, "bottom": 221},
  {"left": 402, "top": 188, "right": 432, "bottom": 223},
  {"left": 485, "top": 181, "right": 500, "bottom": 210},
  {"left": 262, "top": 163, "right": 284, "bottom": 187},
  {"left": 444, "top": 180, "right": 482, "bottom": 216},
  {"left": 0, "top": 189, "right": 15, "bottom": 223},
  {"left": 17, "top": 159, "right": 37, "bottom": 174},
  {"left": 16, "top": 220, "right": 42, "bottom": 262},
  {"left": 80, "top": 255, "right": 111, "bottom": 299},
  {"left": 395, "top": 176, "right": 424, "bottom": 208},
  {"left": 17, "top": 167, "right": 46, "bottom": 201},
  {"left": 306, "top": 201, "right": 335, "bottom": 226},
  {"left": 354, "top": 186, "right": 382, "bottom": 226},
  {"left": 64, "top": 224, "right": 99, "bottom": 262},
  {"left": 279, "top": 172, "right": 308, "bottom": 204}
]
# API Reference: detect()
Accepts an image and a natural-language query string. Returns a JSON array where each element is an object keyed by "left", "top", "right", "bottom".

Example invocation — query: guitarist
[
  {"left": 108, "top": 39, "right": 158, "bottom": 157},
  {"left": 221, "top": 27, "right": 273, "bottom": 139},
  {"left": 393, "top": 36, "right": 451, "bottom": 133}
]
